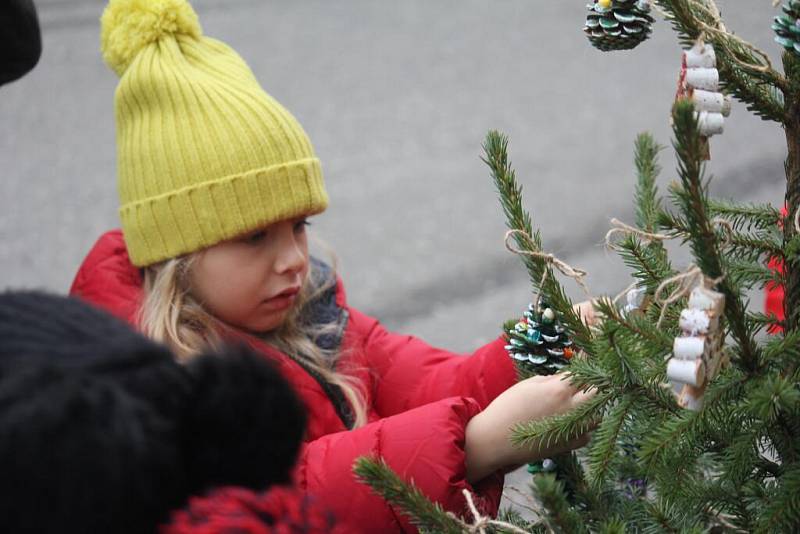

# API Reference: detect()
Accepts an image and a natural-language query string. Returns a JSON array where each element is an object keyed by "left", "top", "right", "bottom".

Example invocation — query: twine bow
[
  {"left": 504, "top": 229, "right": 592, "bottom": 300},
  {"left": 445, "top": 490, "right": 530, "bottom": 534},
  {"left": 653, "top": 265, "right": 724, "bottom": 328}
]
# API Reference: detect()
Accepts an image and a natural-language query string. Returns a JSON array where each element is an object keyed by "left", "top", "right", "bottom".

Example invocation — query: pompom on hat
[{"left": 100, "top": 0, "right": 327, "bottom": 267}]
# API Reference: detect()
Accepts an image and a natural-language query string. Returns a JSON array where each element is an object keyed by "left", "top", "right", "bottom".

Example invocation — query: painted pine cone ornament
[
  {"left": 504, "top": 300, "right": 574, "bottom": 375},
  {"left": 584, "top": 0, "right": 654, "bottom": 52},
  {"left": 774, "top": 0, "right": 800, "bottom": 55}
]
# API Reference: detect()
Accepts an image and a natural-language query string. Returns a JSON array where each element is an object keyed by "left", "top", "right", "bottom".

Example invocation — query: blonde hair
[{"left": 139, "top": 255, "right": 368, "bottom": 428}]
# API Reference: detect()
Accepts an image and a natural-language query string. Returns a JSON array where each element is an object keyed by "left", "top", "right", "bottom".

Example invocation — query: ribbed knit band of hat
[{"left": 101, "top": 0, "right": 328, "bottom": 267}]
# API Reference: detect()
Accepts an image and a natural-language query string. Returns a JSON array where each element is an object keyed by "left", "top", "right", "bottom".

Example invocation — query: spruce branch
[
  {"left": 593, "top": 298, "right": 674, "bottom": 351},
  {"left": 638, "top": 373, "right": 747, "bottom": 470},
  {"left": 483, "top": 130, "right": 592, "bottom": 351},
  {"left": 511, "top": 389, "right": 613, "bottom": 451},
  {"left": 755, "top": 464, "right": 800, "bottom": 533},
  {"left": 531, "top": 474, "right": 589, "bottom": 534},
  {"left": 353, "top": 456, "right": 465, "bottom": 534},
  {"left": 717, "top": 430, "right": 761, "bottom": 487},
  {"left": 726, "top": 259, "right": 784, "bottom": 291},
  {"left": 587, "top": 395, "right": 635, "bottom": 489},
  {"left": 617, "top": 236, "right": 675, "bottom": 293},
  {"left": 496, "top": 508, "right": 545, "bottom": 533},
  {"left": 563, "top": 355, "right": 616, "bottom": 390},
  {"left": 634, "top": 133, "right": 664, "bottom": 233},
  {"left": 763, "top": 328, "right": 800, "bottom": 368},
  {"left": 549, "top": 451, "right": 606, "bottom": 515},
  {"left": 597, "top": 518, "right": 626, "bottom": 534},
  {"left": 605, "top": 327, "right": 645, "bottom": 387},
  {"left": 651, "top": 460, "right": 725, "bottom": 527},
  {"left": 748, "top": 374, "right": 800, "bottom": 424},
  {"left": 660, "top": 206, "right": 784, "bottom": 263},
  {"left": 707, "top": 199, "right": 784, "bottom": 232},
  {"left": 640, "top": 498, "right": 705, "bottom": 534},
  {"left": 748, "top": 311, "right": 784, "bottom": 334}
]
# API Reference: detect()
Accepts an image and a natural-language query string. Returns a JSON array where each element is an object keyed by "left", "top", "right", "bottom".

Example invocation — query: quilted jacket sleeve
[
  {"left": 69, "top": 230, "right": 143, "bottom": 325},
  {"left": 295, "top": 396, "right": 504, "bottom": 533},
  {"left": 345, "top": 307, "right": 518, "bottom": 417}
]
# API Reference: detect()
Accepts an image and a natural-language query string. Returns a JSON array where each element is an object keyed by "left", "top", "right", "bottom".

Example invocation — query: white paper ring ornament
[{"left": 673, "top": 336, "right": 706, "bottom": 360}]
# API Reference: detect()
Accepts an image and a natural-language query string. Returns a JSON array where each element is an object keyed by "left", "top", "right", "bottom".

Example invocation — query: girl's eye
[
  {"left": 294, "top": 219, "right": 310, "bottom": 233},
  {"left": 243, "top": 230, "right": 267, "bottom": 245}
]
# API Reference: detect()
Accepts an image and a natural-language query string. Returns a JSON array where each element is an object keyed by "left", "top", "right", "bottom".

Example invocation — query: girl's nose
[{"left": 273, "top": 225, "right": 306, "bottom": 275}]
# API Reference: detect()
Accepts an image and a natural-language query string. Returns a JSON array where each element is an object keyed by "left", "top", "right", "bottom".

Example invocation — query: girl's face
[{"left": 190, "top": 217, "right": 310, "bottom": 333}]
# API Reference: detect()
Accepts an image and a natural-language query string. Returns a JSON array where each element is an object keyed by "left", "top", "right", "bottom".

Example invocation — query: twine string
[
  {"left": 692, "top": 7, "right": 775, "bottom": 73},
  {"left": 505, "top": 229, "right": 592, "bottom": 300},
  {"left": 536, "top": 267, "right": 549, "bottom": 307},
  {"left": 710, "top": 217, "right": 734, "bottom": 246},
  {"left": 654, "top": 266, "right": 703, "bottom": 329},
  {"left": 605, "top": 212, "right": 741, "bottom": 251},
  {"left": 604, "top": 218, "right": 674, "bottom": 250},
  {"left": 654, "top": 265, "right": 725, "bottom": 328},
  {"left": 444, "top": 489, "right": 531, "bottom": 534},
  {"left": 612, "top": 281, "right": 640, "bottom": 307}
]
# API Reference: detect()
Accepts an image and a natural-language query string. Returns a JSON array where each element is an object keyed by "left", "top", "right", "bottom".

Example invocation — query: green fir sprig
[
  {"left": 634, "top": 133, "right": 664, "bottom": 233},
  {"left": 352, "top": 457, "right": 466, "bottom": 534},
  {"left": 532, "top": 474, "right": 588, "bottom": 534},
  {"left": 482, "top": 132, "right": 592, "bottom": 353}
]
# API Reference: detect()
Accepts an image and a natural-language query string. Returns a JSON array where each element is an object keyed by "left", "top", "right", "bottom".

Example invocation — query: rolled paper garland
[
  {"left": 684, "top": 68, "right": 720, "bottom": 91},
  {"left": 673, "top": 335, "right": 707, "bottom": 360},
  {"left": 667, "top": 358, "right": 706, "bottom": 387},
  {"left": 722, "top": 95, "right": 732, "bottom": 117},
  {"left": 679, "top": 308, "right": 712, "bottom": 335},
  {"left": 692, "top": 89, "right": 731, "bottom": 116},
  {"left": 667, "top": 281, "right": 726, "bottom": 411},
  {"left": 684, "top": 42, "right": 717, "bottom": 68},
  {"left": 696, "top": 111, "right": 725, "bottom": 136},
  {"left": 688, "top": 286, "right": 725, "bottom": 315}
]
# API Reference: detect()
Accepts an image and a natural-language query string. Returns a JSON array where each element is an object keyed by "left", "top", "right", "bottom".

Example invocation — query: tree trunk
[{"left": 784, "top": 52, "right": 800, "bottom": 333}]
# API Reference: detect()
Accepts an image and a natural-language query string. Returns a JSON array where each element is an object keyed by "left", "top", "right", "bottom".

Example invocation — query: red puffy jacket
[
  {"left": 70, "top": 230, "right": 519, "bottom": 533},
  {"left": 765, "top": 206, "right": 788, "bottom": 333}
]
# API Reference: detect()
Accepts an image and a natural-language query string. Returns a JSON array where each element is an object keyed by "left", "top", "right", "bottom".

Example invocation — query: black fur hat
[
  {"left": 0, "top": 291, "right": 306, "bottom": 534},
  {"left": 0, "top": 0, "right": 42, "bottom": 86}
]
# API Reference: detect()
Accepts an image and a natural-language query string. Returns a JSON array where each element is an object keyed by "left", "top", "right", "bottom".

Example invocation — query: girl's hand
[
  {"left": 464, "top": 374, "right": 594, "bottom": 483},
  {"left": 573, "top": 299, "right": 599, "bottom": 327}
]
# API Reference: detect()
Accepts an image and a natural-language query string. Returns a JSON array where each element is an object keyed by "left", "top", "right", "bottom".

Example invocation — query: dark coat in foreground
[{"left": 0, "top": 291, "right": 314, "bottom": 533}]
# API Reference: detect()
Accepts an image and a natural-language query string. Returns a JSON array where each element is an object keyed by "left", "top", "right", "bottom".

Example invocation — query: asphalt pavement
[{"left": 0, "top": 0, "right": 789, "bottom": 515}]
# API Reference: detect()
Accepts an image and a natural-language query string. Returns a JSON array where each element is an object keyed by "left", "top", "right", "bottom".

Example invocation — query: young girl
[{"left": 71, "top": 0, "right": 592, "bottom": 531}]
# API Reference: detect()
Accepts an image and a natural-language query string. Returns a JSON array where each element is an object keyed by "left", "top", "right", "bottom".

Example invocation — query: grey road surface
[{"left": 0, "top": 0, "right": 788, "bottom": 516}]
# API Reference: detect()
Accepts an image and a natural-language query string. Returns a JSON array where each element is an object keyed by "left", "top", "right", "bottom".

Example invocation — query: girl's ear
[{"left": 182, "top": 344, "right": 307, "bottom": 494}]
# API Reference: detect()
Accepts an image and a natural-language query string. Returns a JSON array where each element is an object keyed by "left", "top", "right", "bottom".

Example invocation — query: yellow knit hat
[{"left": 100, "top": 0, "right": 328, "bottom": 267}]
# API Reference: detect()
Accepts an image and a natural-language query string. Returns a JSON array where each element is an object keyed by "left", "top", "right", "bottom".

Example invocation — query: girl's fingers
[{"left": 573, "top": 299, "right": 598, "bottom": 326}]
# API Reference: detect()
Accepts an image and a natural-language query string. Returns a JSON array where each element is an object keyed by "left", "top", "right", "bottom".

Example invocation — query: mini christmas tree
[
  {"left": 356, "top": 1, "right": 800, "bottom": 531},
  {"left": 504, "top": 300, "right": 574, "bottom": 378}
]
